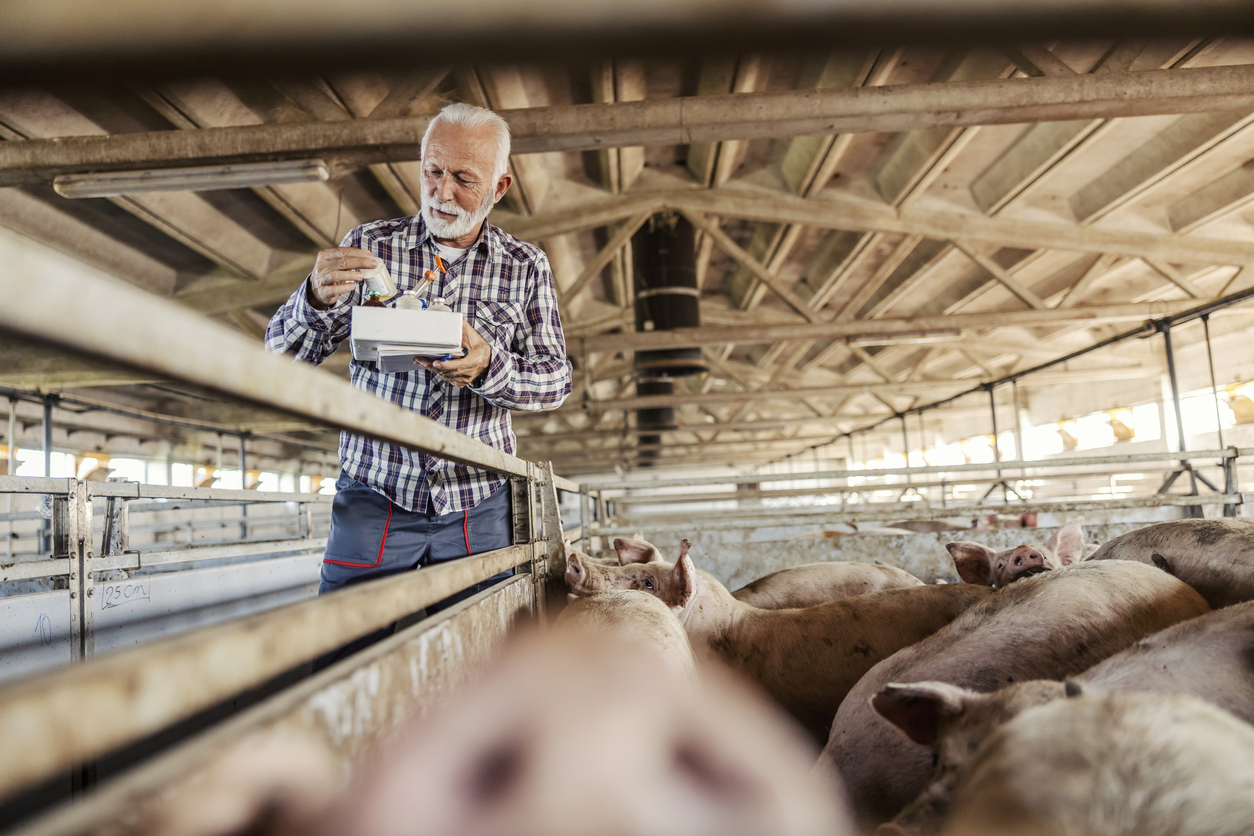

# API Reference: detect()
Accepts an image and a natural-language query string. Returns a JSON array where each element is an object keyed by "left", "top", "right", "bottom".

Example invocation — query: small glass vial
[{"left": 361, "top": 290, "right": 387, "bottom": 308}]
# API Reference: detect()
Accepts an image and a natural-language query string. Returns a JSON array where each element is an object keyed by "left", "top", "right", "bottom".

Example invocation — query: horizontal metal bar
[
  {"left": 614, "top": 466, "right": 1222, "bottom": 507},
  {"left": 590, "top": 494, "right": 1246, "bottom": 535},
  {"left": 89, "top": 482, "right": 333, "bottom": 502},
  {"left": 587, "top": 448, "right": 1245, "bottom": 492},
  {"left": 132, "top": 537, "right": 328, "bottom": 569},
  {"left": 0, "top": 559, "right": 68, "bottom": 582},
  {"left": 11, "top": 575, "right": 535, "bottom": 836},
  {"left": 551, "top": 473, "right": 581, "bottom": 493},
  {"left": 0, "top": 476, "right": 337, "bottom": 504},
  {"left": 0, "top": 477, "right": 77, "bottom": 495},
  {"left": 0, "top": 268, "right": 532, "bottom": 479},
  {"left": 0, "top": 542, "right": 533, "bottom": 800}
]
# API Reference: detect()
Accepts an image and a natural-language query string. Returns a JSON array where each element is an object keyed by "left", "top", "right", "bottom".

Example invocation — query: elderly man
[{"left": 266, "top": 102, "right": 571, "bottom": 617}]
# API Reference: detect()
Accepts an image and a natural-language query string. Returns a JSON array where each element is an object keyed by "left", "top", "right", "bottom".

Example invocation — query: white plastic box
[{"left": 350, "top": 306, "right": 466, "bottom": 373}]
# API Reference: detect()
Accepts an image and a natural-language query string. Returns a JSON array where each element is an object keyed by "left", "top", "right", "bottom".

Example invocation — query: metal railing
[
  {"left": 0, "top": 263, "right": 584, "bottom": 824},
  {"left": 579, "top": 446, "right": 1247, "bottom": 539}
]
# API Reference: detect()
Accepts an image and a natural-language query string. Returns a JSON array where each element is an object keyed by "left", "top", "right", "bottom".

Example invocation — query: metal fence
[
  {"left": 579, "top": 446, "right": 1247, "bottom": 542},
  {"left": 0, "top": 261, "right": 584, "bottom": 833}
]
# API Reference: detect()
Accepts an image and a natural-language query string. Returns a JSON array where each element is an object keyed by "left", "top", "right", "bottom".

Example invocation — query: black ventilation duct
[{"left": 631, "top": 215, "right": 706, "bottom": 467}]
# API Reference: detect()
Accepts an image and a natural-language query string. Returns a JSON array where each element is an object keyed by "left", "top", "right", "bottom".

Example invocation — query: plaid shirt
[{"left": 265, "top": 215, "right": 572, "bottom": 514}]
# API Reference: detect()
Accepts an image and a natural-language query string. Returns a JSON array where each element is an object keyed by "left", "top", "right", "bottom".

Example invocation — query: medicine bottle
[{"left": 361, "top": 290, "right": 388, "bottom": 308}]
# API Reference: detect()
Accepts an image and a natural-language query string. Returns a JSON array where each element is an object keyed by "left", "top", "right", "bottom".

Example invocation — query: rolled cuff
[
  {"left": 470, "top": 342, "right": 514, "bottom": 401},
  {"left": 293, "top": 278, "right": 349, "bottom": 330}
]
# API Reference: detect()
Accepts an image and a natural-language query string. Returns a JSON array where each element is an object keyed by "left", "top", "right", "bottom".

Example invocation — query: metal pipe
[
  {"left": 900, "top": 414, "right": 911, "bottom": 485},
  {"left": 989, "top": 385, "right": 1006, "bottom": 503},
  {"left": 585, "top": 446, "right": 1245, "bottom": 491},
  {"left": 40, "top": 395, "right": 53, "bottom": 553},
  {"left": 6, "top": 398, "right": 13, "bottom": 559},
  {"left": 1202, "top": 314, "right": 1225, "bottom": 450},
  {"left": 239, "top": 433, "right": 248, "bottom": 540}
]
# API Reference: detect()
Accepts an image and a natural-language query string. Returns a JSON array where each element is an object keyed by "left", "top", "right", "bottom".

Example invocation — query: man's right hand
[{"left": 307, "top": 247, "right": 380, "bottom": 310}]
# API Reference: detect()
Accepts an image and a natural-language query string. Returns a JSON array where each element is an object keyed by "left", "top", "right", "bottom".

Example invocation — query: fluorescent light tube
[{"left": 53, "top": 159, "right": 330, "bottom": 198}]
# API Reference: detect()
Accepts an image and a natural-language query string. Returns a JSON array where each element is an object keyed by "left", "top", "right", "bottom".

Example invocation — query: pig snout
[
  {"left": 565, "top": 553, "right": 587, "bottom": 589},
  {"left": 1006, "top": 546, "right": 1050, "bottom": 581}
]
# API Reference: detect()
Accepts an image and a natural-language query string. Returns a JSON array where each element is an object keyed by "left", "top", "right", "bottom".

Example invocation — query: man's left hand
[{"left": 418, "top": 320, "right": 491, "bottom": 388}]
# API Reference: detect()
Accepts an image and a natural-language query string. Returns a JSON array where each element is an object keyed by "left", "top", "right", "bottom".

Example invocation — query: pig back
[
  {"left": 731, "top": 562, "right": 923, "bottom": 609},
  {"left": 1079, "top": 600, "right": 1254, "bottom": 724},
  {"left": 944, "top": 692, "right": 1254, "bottom": 836},
  {"left": 1087, "top": 518, "right": 1254, "bottom": 608},
  {"left": 821, "top": 560, "right": 1209, "bottom": 826},
  {"left": 555, "top": 590, "right": 697, "bottom": 680}
]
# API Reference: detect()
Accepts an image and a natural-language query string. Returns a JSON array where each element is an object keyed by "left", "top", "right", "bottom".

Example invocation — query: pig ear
[
  {"left": 669, "top": 554, "right": 697, "bottom": 615},
  {"left": 1045, "top": 517, "right": 1085, "bottom": 566},
  {"left": 871, "top": 682, "right": 972, "bottom": 746},
  {"left": 614, "top": 537, "right": 661, "bottom": 565},
  {"left": 563, "top": 538, "right": 575, "bottom": 558},
  {"left": 945, "top": 542, "right": 996, "bottom": 586}
]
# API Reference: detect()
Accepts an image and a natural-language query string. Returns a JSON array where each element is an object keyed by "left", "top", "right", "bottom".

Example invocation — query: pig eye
[
  {"left": 465, "top": 737, "right": 524, "bottom": 805},
  {"left": 673, "top": 739, "right": 757, "bottom": 800},
  {"left": 641, "top": 578, "right": 655, "bottom": 591}
]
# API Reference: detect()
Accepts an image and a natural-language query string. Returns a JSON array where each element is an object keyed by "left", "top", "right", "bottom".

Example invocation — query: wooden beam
[
  {"left": 497, "top": 188, "right": 1254, "bottom": 267},
  {"left": 571, "top": 298, "right": 1205, "bottom": 354},
  {"left": 0, "top": 189, "right": 178, "bottom": 295},
  {"left": 564, "top": 367, "right": 1151, "bottom": 414},
  {"left": 558, "top": 212, "right": 650, "bottom": 305},
  {"left": 679, "top": 210, "right": 822, "bottom": 323},
  {"left": 1168, "top": 159, "right": 1254, "bottom": 232},
  {"left": 952, "top": 240, "right": 1049, "bottom": 309},
  {"left": 970, "top": 39, "right": 1205, "bottom": 214},
  {"left": 1070, "top": 111, "right": 1254, "bottom": 224},
  {"left": 1057, "top": 253, "right": 1120, "bottom": 308},
  {"left": 1144, "top": 258, "right": 1206, "bottom": 299},
  {"left": 5, "top": 66, "right": 1254, "bottom": 185}
]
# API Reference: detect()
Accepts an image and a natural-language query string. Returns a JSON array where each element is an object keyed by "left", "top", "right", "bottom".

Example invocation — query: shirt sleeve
[
  {"left": 264, "top": 229, "right": 363, "bottom": 365},
  {"left": 470, "top": 252, "right": 573, "bottom": 411}
]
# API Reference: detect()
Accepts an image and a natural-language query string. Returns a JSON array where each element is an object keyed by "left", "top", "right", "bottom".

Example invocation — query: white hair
[{"left": 421, "top": 102, "right": 511, "bottom": 183}]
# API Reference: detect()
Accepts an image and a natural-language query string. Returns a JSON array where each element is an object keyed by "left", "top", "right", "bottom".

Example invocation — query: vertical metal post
[
  {"left": 6, "top": 397, "right": 14, "bottom": 560},
  {"left": 900, "top": 414, "right": 911, "bottom": 485},
  {"left": 1201, "top": 315, "right": 1239, "bottom": 516},
  {"left": 101, "top": 477, "right": 130, "bottom": 557},
  {"left": 846, "top": 434, "right": 855, "bottom": 468},
  {"left": 1202, "top": 315, "right": 1225, "bottom": 451},
  {"left": 238, "top": 433, "right": 248, "bottom": 540},
  {"left": 41, "top": 395, "right": 54, "bottom": 554},
  {"left": 1012, "top": 380, "right": 1025, "bottom": 463},
  {"left": 989, "top": 385, "right": 1006, "bottom": 503},
  {"left": 1159, "top": 321, "right": 1200, "bottom": 512}
]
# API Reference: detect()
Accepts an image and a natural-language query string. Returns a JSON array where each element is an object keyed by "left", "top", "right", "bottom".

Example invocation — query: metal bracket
[
  {"left": 101, "top": 476, "right": 130, "bottom": 558},
  {"left": 63, "top": 480, "right": 94, "bottom": 664},
  {"left": 510, "top": 473, "right": 532, "bottom": 546}
]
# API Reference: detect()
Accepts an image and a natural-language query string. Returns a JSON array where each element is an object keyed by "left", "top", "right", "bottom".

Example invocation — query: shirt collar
[{"left": 403, "top": 212, "right": 496, "bottom": 256}]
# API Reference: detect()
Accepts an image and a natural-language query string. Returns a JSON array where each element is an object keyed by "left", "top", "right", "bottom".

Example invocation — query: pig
[
  {"left": 568, "top": 539, "right": 994, "bottom": 741},
  {"left": 1087, "top": 518, "right": 1254, "bottom": 608},
  {"left": 314, "top": 629, "right": 854, "bottom": 836},
  {"left": 945, "top": 517, "right": 1086, "bottom": 587},
  {"left": 943, "top": 692, "right": 1254, "bottom": 836},
  {"left": 554, "top": 589, "right": 697, "bottom": 680},
  {"left": 818, "top": 559, "right": 1210, "bottom": 826},
  {"left": 873, "top": 600, "right": 1254, "bottom": 835},
  {"left": 132, "top": 731, "right": 339, "bottom": 836},
  {"left": 604, "top": 537, "right": 925, "bottom": 609},
  {"left": 730, "top": 563, "right": 924, "bottom": 609}
]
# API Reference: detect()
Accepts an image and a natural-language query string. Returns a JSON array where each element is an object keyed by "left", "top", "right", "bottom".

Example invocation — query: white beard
[{"left": 421, "top": 191, "right": 494, "bottom": 241}]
